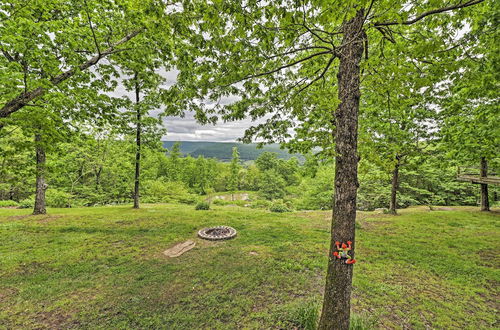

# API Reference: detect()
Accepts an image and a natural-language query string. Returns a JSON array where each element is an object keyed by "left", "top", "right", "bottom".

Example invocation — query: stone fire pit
[{"left": 198, "top": 226, "right": 237, "bottom": 241}]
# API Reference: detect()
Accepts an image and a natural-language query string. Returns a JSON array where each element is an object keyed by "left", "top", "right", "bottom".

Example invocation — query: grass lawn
[{"left": 0, "top": 204, "right": 498, "bottom": 329}]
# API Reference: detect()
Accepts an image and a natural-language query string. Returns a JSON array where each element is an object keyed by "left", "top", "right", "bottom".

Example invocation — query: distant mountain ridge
[{"left": 162, "top": 141, "right": 302, "bottom": 162}]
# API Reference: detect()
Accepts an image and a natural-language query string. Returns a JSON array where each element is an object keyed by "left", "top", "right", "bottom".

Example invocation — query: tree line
[
  {"left": 0, "top": 0, "right": 497, "bottom": 328},
  {"left": 1, "top": 130, "right": 494, "bottom": 212}
]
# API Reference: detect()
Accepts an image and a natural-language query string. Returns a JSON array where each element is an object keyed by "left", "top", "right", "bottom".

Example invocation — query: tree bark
[
  {"left": 95, "top": 167, "right": 102, "bottom": 190},
  {"left": 33, "top": 133, "right": 48, "bottom": 215},
  {"left": 389, "top": 156, "right": 400, "bottom": 214},
  {"left": 480, "top": 157, "right": 489, "bottom": 211},
  {"left": 133, "top": 73, "right": 141, "bottom": 209},
  {"left": 319, "top": 9, "right": 365, "bottom": 330}
]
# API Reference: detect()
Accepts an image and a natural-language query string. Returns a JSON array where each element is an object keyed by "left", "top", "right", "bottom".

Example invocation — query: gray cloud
[
  {"left": 163, "top": 112, "right": 262, "bottom": 142},
  {"left": 108, "top": 67, "right": 261, "bottom": 142}
]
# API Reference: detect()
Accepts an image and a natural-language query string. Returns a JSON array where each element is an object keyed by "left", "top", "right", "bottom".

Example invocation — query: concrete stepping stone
[{"left": 163, "top": 240, "right": 196, "bottom": 257}]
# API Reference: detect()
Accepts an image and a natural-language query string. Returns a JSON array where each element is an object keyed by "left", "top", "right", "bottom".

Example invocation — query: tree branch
[
  {"left": 0, "top": 0, "right": 32, "bottom": 23},
  {"left": 295, "top": 54, "right": 336, "bottom": 95},
  {"left": 364, "top": 0, "right": 376, "bottom": 24},
  {"left": 0, "top": 29, "right": 142, "bottom": 119},
  {"left": 227, "top": 50, "right": 332, "bottom": 86},
  {"left": 1, "top": 48, "right": 16, "bottom": 62},
  {"left": 263, "top": 45, "right": 333, "bottom": 60},
  {"left": 374, "top": 0, "right": 485, "bottom": 26},
  {"left": 299, "top": 3, "right": 333, "bottom": 45},
  {"left": 83, "top": 0, "right": 101, "bottom": 56}
]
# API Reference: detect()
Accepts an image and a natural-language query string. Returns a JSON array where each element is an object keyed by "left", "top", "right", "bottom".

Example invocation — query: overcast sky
[
  {"left": 162, "top": 113, "right": 259, "bottom": 142},
  {"left": 112, "top": 68, "right": 257, "bottom": 142}
]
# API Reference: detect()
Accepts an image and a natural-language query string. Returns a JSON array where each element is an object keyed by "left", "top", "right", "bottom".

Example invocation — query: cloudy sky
[
  {"left": 113, "top": 68, "right": 259, "bottom": 142},
  {"left": 162, "top": 113, "right": 260, "bottom": 142}
]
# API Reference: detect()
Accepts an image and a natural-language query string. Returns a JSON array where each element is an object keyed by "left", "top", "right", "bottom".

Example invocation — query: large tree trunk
[
  {"left": 319, "top": 9, "right": 365, "bottom": 330},
  {"left": 480, "top": 157, "right": 489, "bottom": 211},
  {"left": 33, "top": 133, "right": 48, "bottom": 215},
  {"left": 133, "top": 74, "right": 141, "bottom": 209},
  {"left": 389, "top": 156, "right": 400, "bottom": 214}
]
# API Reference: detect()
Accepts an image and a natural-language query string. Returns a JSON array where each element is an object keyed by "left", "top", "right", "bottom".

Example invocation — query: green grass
[{"left": 0, "top": 205, "right": 498, "bottom": 329}]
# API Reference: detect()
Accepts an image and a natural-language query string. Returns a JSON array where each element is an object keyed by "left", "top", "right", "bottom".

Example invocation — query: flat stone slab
[{"left": 163, "top": 240, "right": 196, "bottom": 257}]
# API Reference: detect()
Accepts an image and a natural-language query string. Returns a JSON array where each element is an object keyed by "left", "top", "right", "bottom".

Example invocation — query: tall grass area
[{"left": 0, "top": 205, "right": 498, "bottom": 328}]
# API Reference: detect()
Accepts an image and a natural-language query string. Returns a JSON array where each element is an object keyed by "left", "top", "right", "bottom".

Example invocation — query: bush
[
  {"left": 46, "top": 189, "right": 72, "bottom": 208},
  {"left": 250, "top": 199, "right": 271, "bottom": 209},
  {"left": 258, "top": 169, "right": 286, "bottom": 200},
  {"left": 195, "top": 201, "right": 210, "bottom": 210},
  {"left": 142, "top": 180, "right": 197, "bottom": 204},
  {"left": 294, "top": 167, "right": 334, "bottom": 210},
  {"left": 269, "top": 200, "right": 292, "bottom": 213},
  {"left": 0, "top": 200, "right": 19, "bottom": 207},
  {"left": 210, "top": 198, "right": 247, "bottom": 207},
  {"left": 177, "top": 194, "right": 198, "bottom": 205},
  {"left": 18, "top": 197, "right": 34, "bottom": 209},
  {"left": 212, "top": 198, "right": 225, "bottom": 205}
]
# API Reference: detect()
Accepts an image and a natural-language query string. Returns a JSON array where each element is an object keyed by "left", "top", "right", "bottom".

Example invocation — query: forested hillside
[
  {"left": 1, "top": 131, "right": 497, "bottom": 211},
  {"left": 162, "top": 141, "right": 302, "bottom": 161}
]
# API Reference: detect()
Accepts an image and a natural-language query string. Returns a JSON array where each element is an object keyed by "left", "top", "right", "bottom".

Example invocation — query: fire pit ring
[{"left": 198, "top": 226, "right": 237, "bottom": 241}]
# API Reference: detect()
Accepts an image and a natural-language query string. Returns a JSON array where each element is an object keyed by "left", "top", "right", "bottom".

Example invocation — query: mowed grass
[{"left": 0, "top": 204, "right": 498, "bottom": 329}]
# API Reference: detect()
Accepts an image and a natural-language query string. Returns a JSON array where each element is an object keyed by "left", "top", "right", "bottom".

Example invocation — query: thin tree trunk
[
  {"left": 133, "top": 73, "right": 141, "bottom": 209},
  {"left": 480, "top": 157, "right": 489, "bottom": 211},
  {"left": 319, "top": 9, "right": 365, "bottom": 330},
  {"left": 33, "top": 133, "right": 48, "bottom": 215},
  {"left": 95, "top": 167, "right": 102, "bottom": 190},
  {"left": 389, "top": 156, "right": 400, "bottom": 214}
]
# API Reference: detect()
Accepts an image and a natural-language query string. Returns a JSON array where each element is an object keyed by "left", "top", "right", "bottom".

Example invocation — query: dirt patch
[
  {"left": 35, "top": 310, "right": 78, "bottom": 329},
  {"left": 357, "top": 220, "right": 391, "bottom": 231},
  {"left": 0, "top": 287, "right": 19, "bottom": 303},
  {"left": 479, "top": 281, "right": 500, "bottom": 322},
  {"left": 7, "top": 214, "right": 32, "bottom": 221},
  {"left": 478, "top": 249, "right": 499, "bottom": 268},
  {"left": 16, "top": 261, "right": 49, "bottom": 275},
  {"left": 296, "top": 210, "right": 330, "bottom": 220},
  {"left": 6, "top": 214, "right": 63, "bottom": 223},
  {"left": 36, "top": 215, "right": 62, "bottom": 224},
  {"left": 434, "top": 207, "right": 454, "bottom": 211},
  {"left": 163, "top": 240, "right": 196, "bottom": 257}
]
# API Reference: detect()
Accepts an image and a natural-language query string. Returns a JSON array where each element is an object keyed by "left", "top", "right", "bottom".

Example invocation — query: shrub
[
  {"left": 195, "top": 201, "right": 210, "bottom": 210},
  {"left": 142, "top": 180, "right": 197, "bottom": 204},
  {"left": 46, "top": 189, "right": 72, "bottom": 208},
  {"left": 212, "top": 198, "right": 225, "bottom": 205},
  {"left": 269, "top": 200, "right": 292, "bottom": 213},
  {"left": 250, "top": 199, "right": 271, "bottom": 209},
  {"left": 213, "top": 199, "right": 247, "bottom": 207},
  {"left": 283, "top": 199, "right": 295, "bottom": 209},
  {"left": 294, "top": 167, "right": 334, "bottom": 210},
  {"left": 177, "top": 194, "right": 198, "bottom": 205},
  {"left": 18, "top": 197, "right": 34, "bottom": 209},
  {"left": 0, "top": 200, "right": 19, "bottom": 207},
  {"left": 258, "top": 169, "right": 286, "bottom": 200}
]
